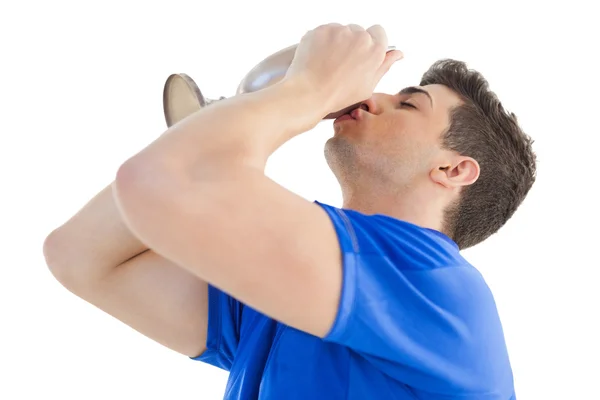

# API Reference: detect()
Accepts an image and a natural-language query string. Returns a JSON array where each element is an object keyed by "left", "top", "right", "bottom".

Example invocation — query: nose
[
  {"left": 359, "top": 93, "right": 393, "bottom": 115},
  {"left": 359, "top": 97, "right": 378, "bottom": 114}
]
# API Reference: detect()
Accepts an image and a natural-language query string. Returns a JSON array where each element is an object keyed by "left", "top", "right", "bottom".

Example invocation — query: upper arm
[
  {"left": 114, "top": 164, "right": 343, "bottom": 338},
  {"left": 326, "top": 261, "right": 514, "bottom": 395},
  {"left": 63, "top": 249, "right": 210, "bottom": 358}
]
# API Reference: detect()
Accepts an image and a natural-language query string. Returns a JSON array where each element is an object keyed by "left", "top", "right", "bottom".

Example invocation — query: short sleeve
[
  {"left": 315, "top": 202, "right": 515, "bottom": 398},
  {"left": 191, "top": 285, "right": 244, "bottom": 371}
]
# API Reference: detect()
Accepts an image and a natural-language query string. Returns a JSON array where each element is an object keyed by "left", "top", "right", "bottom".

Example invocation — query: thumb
[{"left": 376, "top": 50, "right": 404, "bottom": 80}]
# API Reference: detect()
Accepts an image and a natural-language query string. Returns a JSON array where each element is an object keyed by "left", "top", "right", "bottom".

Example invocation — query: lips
[
  {"left": 334, "top": 106, "right": 367, "bottom": 124},
  {"left": 350, "top": 108, "right": 362, "bottom": 120},
  {"left": 335, "top": 109, "right": 360, "bottom": 122},
  {"left": 335, "top": 113, "right": 354, "bottom": 123}
]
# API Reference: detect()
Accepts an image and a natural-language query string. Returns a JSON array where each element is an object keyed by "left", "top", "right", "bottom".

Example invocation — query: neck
[{"left": 341, "top": 181, "right": 448, "bottom": 233}]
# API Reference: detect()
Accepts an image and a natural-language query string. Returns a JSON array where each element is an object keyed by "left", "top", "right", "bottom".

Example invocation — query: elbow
[
  {"left": 43, "top": 231, "right": 99, "bottom": 294},
  {"left": 113, "top": 159, "right": 155, "bottom": 234},
  {"left": 43, "top": 228, "right": 76, "bottom": 286},
  {"left": 114, "top": 157, "right": 167, "bottom": 214},
  {"left": 113, "top": 156, "right": 183, "bottom": 240},
  {"left": 114, "top": 157, "right": 158, "bottom": 205}
]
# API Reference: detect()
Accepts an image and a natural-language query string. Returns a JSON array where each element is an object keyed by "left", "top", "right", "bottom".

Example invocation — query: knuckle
[
  {"left": 312, "top": 24, "right": 330, "bottom": 34},
  {"left": 356, "top": 31, "right": 372, "bottom": 45},
  {"left": 316, "top": 22, "right": 342, "bottom": 31}
]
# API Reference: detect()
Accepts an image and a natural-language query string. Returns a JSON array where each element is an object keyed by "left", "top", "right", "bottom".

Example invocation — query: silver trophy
[{"left": 163, "top": 44, "right": 396, "bottom": 127}]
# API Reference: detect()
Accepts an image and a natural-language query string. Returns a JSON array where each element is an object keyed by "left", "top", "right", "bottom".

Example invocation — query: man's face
[{"left": 324, "top": 84, "right": 464, "bottom": 189}]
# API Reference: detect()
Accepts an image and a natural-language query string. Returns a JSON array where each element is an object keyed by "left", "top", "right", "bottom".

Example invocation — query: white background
[{"left": 1, "top": 0, "right": 598, "bottom": 399}]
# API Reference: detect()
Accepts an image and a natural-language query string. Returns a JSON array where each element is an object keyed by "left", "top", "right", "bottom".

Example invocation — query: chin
[
  {"left": 324, "top": 136, "right": 363, "bottom": 184},
  {"left": 332, "top": 121, "right": 361, "bottom": 137}
]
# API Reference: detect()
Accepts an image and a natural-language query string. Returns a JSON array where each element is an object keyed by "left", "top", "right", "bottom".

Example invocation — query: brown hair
[{"left": 420, "top": 59, "right": 537, "bottom": 249}]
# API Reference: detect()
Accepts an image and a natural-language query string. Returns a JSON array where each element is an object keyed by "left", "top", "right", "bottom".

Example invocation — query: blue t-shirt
[{"left": 192, "top": 201, "right": 515, "bottom": 399}]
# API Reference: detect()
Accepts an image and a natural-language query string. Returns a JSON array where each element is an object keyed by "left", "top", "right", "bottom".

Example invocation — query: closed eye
[{"left": 400, "top": 101, "right": 417, "bottom": 109}]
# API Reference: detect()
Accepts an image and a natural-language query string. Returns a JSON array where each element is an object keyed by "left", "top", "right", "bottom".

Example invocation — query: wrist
[
  {"left": 274, "top": 76, "right": 332, "bottom": 123},
  {"left": 200, "top": 76, "right": 331, "bottom": 167}
]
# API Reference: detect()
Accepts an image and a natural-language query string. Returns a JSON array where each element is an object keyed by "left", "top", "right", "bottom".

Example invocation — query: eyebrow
[{"left": 398, "top": 86, "right": 433, "bottom": 108}]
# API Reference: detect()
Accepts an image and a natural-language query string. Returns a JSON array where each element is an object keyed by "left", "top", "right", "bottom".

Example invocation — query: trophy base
[{"left": 163, "top": 73, "right": 226, "bottom": 128}]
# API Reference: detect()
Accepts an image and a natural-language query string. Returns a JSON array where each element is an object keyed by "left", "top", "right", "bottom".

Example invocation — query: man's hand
[{"left": 285, "top": 23, "right": 404, "bottom": 115}]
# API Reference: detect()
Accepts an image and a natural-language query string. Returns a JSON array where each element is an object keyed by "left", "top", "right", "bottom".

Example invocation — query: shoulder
[
  {"left": 314, "top": 200, "right": 465, "bottom": 268},
  {"left": 316, "top": 201, "right": 514, "bottom": 396}
]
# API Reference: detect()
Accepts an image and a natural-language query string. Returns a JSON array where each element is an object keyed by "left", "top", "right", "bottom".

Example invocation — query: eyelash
[{"left": 400, "top": 102, "right": 416, "bottom": 109}]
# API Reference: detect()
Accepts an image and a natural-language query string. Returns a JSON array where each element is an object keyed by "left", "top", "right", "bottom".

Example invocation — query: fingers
[
  {"left": 376, "top": 50, "right": 404, "bottom": 80},
  {"left": 346, "top": 23, "right": 397, "bottom": 76},
  {"left": 318, "top": 23, "right": 388, "bottom": 52},
  {"left": 366, "top": 24, "right": 388, "bottom": 50},
  {"left": 312, "top": 22, "right": 397, "bottom": 71},
  {"left": 386, "top": 49, "right": 404, "bottom": 62},
  {"left": 347, "top": 24, "right": 365, "bottom": 33}
]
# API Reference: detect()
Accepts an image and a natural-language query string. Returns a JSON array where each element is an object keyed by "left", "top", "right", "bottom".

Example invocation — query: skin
[
  {"left": 326, "top": 84, "right": 479, "bottom": 231},
  {"left": 44, "top": 23, "right": 480, "bottom": 361}
]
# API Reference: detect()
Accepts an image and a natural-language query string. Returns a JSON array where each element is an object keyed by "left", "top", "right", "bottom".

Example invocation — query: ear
[{"left": 430, "top": 156, "right": 480, "bottom": 189}]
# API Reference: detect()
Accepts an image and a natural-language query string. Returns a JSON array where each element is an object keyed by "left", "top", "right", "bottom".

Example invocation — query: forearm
[
  {"left": 45, "top": 79, "right": 321, "bottom": 281},
  {"left": 128, "top": 77, "right": 329, "bottom": 175},
  {"left": 43, "top": 183, "right": 148, "bottom": 284}
]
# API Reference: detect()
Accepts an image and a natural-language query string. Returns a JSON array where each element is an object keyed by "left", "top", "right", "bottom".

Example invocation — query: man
[{"left": 43, "top": 23, "right": 536, "bottom": 399}]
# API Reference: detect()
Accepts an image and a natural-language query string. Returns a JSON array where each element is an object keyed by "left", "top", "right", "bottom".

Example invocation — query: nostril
[{"left": 360, "top": 103, "right": 369, "bottom": 112}]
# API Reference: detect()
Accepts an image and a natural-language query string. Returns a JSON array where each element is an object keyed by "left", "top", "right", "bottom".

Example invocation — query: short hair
[{"left": 420, "top": 59, "right": 537, "bottom": 249}]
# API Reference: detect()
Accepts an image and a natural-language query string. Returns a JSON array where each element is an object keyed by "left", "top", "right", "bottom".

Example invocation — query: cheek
[
  {"left": 374, "top": 125, "right": 437, "bottom": 168},
  {"left": 377, "top": 126, "right": 423, "bottom": 153},
  {"left": 360, "top": 117, "right": 431, "bottom": 154}
]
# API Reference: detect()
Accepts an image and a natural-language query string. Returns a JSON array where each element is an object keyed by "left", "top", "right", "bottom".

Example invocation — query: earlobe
[{"left": 430, "top": 157, "right": 480, "bottom": 189}]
